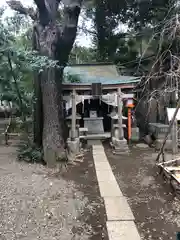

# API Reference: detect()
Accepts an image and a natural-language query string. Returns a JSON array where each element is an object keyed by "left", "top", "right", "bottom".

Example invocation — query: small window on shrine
[{"left": 92, "top": 83, "right": 102, "bottom": 97}]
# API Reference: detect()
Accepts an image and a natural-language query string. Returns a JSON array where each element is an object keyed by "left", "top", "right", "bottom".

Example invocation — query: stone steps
[{"left": 80, "top": 132, "right": 111, "bottom": 141}]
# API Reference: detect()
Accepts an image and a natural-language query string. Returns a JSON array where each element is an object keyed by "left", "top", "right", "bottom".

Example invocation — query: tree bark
[
  {"left": 94, "top": 0, "right": 107, "bottom": 61},
  {"left": 33, "top": 72, "right": 43, "bottom": 147},
  {"left": 32, "top": 26, "right": 43, "bottom": 147}
]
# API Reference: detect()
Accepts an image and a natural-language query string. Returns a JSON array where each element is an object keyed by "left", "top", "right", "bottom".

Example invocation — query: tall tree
[
  {"left": 91, "top": 0, "right": 124, "bottom": 61},
  {"left": 8, "top": 0, "right": 83, "bottom": 162},
  {"left": 84, "top": 0, "right": 178, "bottom": 64}
]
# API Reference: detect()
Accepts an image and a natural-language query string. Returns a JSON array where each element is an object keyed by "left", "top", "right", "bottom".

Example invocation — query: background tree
[
  {"left": 69, "top": 44, "right": 96, "bottom": 64},
  {"left": 81, "top": 0, "right": 179, "bottom": 73},
  {"left": 0, "top": 12, "right": 58, "bottom": 125}
]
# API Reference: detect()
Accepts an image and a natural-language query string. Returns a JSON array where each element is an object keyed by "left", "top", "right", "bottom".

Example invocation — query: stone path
[{"left": 92, "top": 141, "right": 141, "bottom": 240}]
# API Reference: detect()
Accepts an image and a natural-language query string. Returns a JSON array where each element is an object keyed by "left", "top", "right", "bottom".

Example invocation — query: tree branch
[
  {"left": 45, "top": 0, "right": 61, "bottom": 20},
  {"left": 33, "top": 0, "right": 50, "bottom": 25},
  {"left": 78, "top": 25, "right": 96, "bottom": 36},
  {"left": 58, "top": 0, "right": 83, "bottom": 65},
  {"left": 7, "top": 0, "right": 37, "bottom": 20},
  {"left": 33, "top": 0, "right": 47, "bottom": 14}
]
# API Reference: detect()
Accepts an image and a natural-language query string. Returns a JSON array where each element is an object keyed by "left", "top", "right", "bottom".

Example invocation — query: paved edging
[{"left": 92, "top": 142, "right": 141, "bottom": 240}]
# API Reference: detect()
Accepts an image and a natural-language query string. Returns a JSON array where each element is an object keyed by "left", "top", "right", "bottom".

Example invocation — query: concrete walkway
[{"left": 92, "top": 141, "right": 141, "bottom": 240}]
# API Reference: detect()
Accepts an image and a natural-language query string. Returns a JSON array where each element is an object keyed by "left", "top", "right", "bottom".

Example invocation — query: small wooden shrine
[{"left": 62, "top": 63, "right": 140, "bottom": 140}]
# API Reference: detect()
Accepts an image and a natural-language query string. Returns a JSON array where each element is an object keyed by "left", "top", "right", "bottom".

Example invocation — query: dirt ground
[
  {"left": 0, "top": 143, "right": 107, "bottom": 240},
  {"left": 104, "top": 141, "right": 180, "bottom": 240},
  {"left": 61, "top": 148, "right": 108, "bottom": 240}
]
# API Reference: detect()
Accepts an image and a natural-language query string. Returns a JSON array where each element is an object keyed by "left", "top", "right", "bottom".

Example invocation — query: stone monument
[
  {"left": 111, "top": 88, "right": 129, "bottom": 154},
  {"left": 84, "top": 110, "right": 104, "bottom": 134},
  {"left": 67, "top": 89, "right": 80, "bottom": 160}
]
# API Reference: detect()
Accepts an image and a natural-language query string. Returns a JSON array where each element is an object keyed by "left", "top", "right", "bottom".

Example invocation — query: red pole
[{"left": 128, "top": 108, "right": 131, "bottom": 141}]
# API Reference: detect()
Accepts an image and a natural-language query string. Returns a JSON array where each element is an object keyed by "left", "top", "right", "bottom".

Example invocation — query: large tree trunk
[
  {"left": 32, "top": 27, "right": 43, "bottom": 147},
  {"left": 33, "top": 23, "right": 66, "bottom": 162},
  {"left": 34, "top": 18, "right": 77, "bottom": 163},
  {"left": 41, "top": 68, "right": 65, "bottom": 159},
  {"left": 94, "top": 1, "right": 107, "bottom": 61},
  {"left": 33, "top": 72, "right": 43, "bottom": 147}
]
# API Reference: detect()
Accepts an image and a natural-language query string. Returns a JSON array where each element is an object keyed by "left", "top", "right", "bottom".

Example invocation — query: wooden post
[
  {"left": 172, "top": 119, "right": 178, "bottom": 154},
  {"left": 117, "top": 88, "right": 124, "bottom": 140},
  {"left": 156, "top": 98, "right": 180, "bottom": 163},
  {"left": 71, "top": 89, "right": 76, "bottom": 141}
]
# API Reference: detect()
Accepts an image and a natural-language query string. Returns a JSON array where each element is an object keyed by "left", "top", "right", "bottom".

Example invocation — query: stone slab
[
  {"left": 104, "top": 197, "right": 135, "bottom": 221},
  {"left": 89, "top": 140, "right": 102, "bottom": 146},
  {"left": 107, "top": 221, "right": 141, "bottom": 240},
  {"left": 93, "top": 150, "right": 106, "bottom": 155},
  {"left": 96, "top": 170, "right": 116, "bottom": 182},
  {"left": 112, "top": 137, "right": 129, "bottom": 150},
  {"left": 93, "top": 152, "right": 105, "bottom": 156},
  {"left": 155, "top": 139, "right": 172, "bottom": 150},
  {"left": 93, "top": 156, "right": 107, "bottom": 162},
  {"left": 84, "top": 133, "right": 111, "bottom": 140},
  {"left": 67, "top": 138, "right": 80, "bottom": 156},
  {"left": 93, "top": 151, "right": 107, "bottom": 156},
  {"left": 93, "top": 149, "right": 107, "bottom": 162},
  {"left": 94, "top": 161, "right": 111, "bottom": 170},
  {"left": 93, "top": 144, "right": 104, "bottom": 149},
  {"left": 84, "top": 118, "right": 104, "bottom": 134},
  {"left": 93, "top": 148, "right": 105, "bottom": 152},
  {"left": 98, "top": 180, "right": 123, "bottom": 197},
  {"left": 93, "top": 148, "right": 104, "bottom": 152},
  {"left": 93, "top": 154, "right": 107, "bottom": 162}
]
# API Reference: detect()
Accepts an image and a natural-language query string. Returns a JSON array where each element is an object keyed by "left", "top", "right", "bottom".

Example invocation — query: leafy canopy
[{"left": 0, "top": 11, "right": 58, "bottom": 116}]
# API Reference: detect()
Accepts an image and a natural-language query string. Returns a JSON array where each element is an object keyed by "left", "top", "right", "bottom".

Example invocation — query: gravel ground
[
  {"left": 104, "top": 141, "right": 180, "bottom": 240},
  {"left": 0, "top": 144, "right": 107, "bottom": 240},
  {"left": 61, "top": 148, "right": 108, "bottom": 240}
]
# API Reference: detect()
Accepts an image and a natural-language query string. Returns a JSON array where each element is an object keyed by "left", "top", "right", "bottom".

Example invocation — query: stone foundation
[
  {"left": 111, "top": 137, "right": 129, "bottom": 154},
  {"left": 67, "top": 138, "right": 80, "bottom": 160},
  {"left": 155, "top": 139, "right": 172, "bottom": 151},
  {"left": 84, "top": 117, "right": 104, "bottom": 134}
]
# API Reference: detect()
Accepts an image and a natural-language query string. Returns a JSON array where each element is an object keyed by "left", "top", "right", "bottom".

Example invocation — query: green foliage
[
  {"left": 17, "top": 142, "right": 43, "bottom": 163},
  {"left": 69, "top": 44, "right": 96, "bottom": 64},
  {"left": 63, "top": 72, "right": 81, "bottom": 83},
  {"left": 4, "top": 13, "right": 31, "bottom": 35},
  {"left": 83, "top": 0, "right": 179, "bottom": 75},
  {"left": 0, "top": 12, "right": 58, "bottom": 119}
]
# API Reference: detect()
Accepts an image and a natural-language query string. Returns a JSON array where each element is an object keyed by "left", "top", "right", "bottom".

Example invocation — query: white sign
[
  {"left": 121, "top": 94, "right": 134, "bottom": 99},
  {"left": 126, "top": 99, "right": 134, "bottom": 106},
  {"left": 167, "top": 108, "right": 180, "bottom": 121}
]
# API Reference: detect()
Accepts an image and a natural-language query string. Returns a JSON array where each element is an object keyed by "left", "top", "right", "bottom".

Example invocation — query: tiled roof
[{"left": 63, "top": 65, "right": 140, "bottom": 85}]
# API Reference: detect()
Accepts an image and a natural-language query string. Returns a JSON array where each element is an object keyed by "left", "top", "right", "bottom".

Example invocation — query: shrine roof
[{"left": 63, "top": 64, "right": 141, "bottom": 86}]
